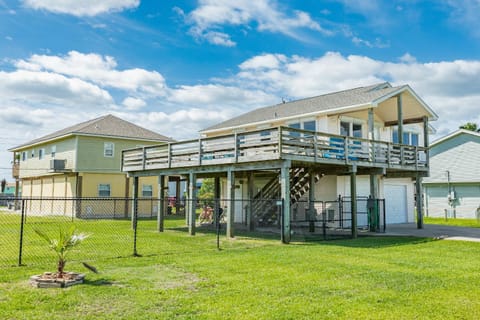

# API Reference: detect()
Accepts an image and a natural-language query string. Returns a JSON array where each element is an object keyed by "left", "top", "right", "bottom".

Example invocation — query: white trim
[{"left": 430, "top": 129, "right": 480, "bottom": 147}]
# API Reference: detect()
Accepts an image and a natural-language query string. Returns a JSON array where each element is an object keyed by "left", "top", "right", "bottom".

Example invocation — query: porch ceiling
[{"left": 375, "top": 91, "right": 432, "bottom": 124}]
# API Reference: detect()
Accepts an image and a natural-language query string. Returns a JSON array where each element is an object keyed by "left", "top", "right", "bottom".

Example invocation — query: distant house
[
  {"left": 9, "top": 114, "right": 174, "bottom": 217},
  {"left": 122, "top": 82, "right": 438, "bottom": 242},
  {"left": 3, "top": 182, "right": 16, "bottom": 195},
  {"left": 423, "top": 129, "right": 480, "bottom": 219}
]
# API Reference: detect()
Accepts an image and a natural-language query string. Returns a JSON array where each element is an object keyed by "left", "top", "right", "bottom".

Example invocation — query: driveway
[{"left": 383, "top": 223, "right": 480, "bottom": 242}]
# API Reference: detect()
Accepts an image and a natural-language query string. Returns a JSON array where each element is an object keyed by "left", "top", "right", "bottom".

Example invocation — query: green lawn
[
  {"left": 1, "top": 213, "right": 480, "bottom": 319},
  {"left": 424, "top": 216, "right": 480, "bottom": 228}
]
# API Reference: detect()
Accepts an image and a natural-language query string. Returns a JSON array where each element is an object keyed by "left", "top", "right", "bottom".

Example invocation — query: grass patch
[
  {"left": 425, "top": 216, "right": 480, "bottom": 228},
  {"left": 1, "top": 213, "right": 480, "bottom": 319}
]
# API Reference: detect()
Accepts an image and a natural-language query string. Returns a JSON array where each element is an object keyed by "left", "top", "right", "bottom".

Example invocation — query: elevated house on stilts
[{"left": 122, "top": 83, "right": 438, "bottom": 243}]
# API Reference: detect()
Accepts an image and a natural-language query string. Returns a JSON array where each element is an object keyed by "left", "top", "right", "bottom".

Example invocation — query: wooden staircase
[{"left": 251, "top": 168, "right": 322, "bottom": 226}]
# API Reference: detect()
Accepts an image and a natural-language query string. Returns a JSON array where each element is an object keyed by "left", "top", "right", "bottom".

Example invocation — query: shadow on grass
[
  {"left": 164, "top": 223, "right": 435, "bottom": 248},
  {"left": 83, "top": 278, "right": 117, "bottom": 286}
]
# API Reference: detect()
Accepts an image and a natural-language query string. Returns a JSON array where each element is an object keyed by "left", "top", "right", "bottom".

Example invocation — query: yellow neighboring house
[{"left": 9, "top": 114, "right": 174, "bottom": 217}]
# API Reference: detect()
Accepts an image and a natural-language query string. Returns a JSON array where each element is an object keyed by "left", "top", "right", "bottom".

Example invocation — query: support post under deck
[
  {"left": 157, "top": 175, "right": 165, "bottom": 232},
  {"left": 226, "top": 169, "right": 235, "bottom": 238},
  {"left": 350, "top": 165, "right": 357, "bottom": 239},
  {"left": 247, "top": 171, "right": 255, "bottom": 231},
  {"left": 416, "top": 175, "right": 424, "bottom": 229},
  {"left": 188, "top": 172, "right": 196, "bottom": 235},
  {"left": 280, "top": 161, "right": 291, "bottom": 243},
  {"left": 308, "top": 168, "right": 316, "bottom": 232}
]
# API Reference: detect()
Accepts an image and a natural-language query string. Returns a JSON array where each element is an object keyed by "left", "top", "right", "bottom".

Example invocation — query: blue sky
[{"left": 1, "top": 0, "right": 480, "bottom": 180}]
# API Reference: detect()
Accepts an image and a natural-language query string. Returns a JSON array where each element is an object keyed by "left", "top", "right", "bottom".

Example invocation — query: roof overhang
[
  {"left": 200, "top": 103, "right": 372, "bottom": 136},
  {"left": 430, "top": 129, "right": 480, "bottom": 147},
  {"left": 9, "top": 133, "right": 171, "bottom": 152}
]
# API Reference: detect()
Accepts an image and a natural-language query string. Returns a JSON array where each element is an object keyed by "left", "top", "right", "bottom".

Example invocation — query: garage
[{"left": 384, "top": 184, "right": 407, "bottom": 224}]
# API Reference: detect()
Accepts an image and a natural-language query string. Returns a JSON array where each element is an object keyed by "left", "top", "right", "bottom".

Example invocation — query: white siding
[{"left": 425, "top": 184, "right": 480, "bottom": 219}]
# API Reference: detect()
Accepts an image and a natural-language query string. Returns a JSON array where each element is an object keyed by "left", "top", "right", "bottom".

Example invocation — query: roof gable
[
  {"left": 10, "top": 114, "right": 174, "bottom": 151},
  {"left": 430, "top": 129, "right": 480, "bottom": 147},
  {"left": 424, "top": 130, "right": 480, "bottom": 183}
]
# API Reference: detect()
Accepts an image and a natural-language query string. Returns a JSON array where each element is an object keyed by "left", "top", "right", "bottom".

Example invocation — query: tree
[
  {"left": 459, "top": 122, "right": 479, "bottom": 132},
  {"left": 197, "top": 178, "right": 214, "bottom": 201},
  {"left": 35, "top": 226, "right": 89, "bottom": 278},
  {"left": 0, "top": 179, "right": 6, "bottom": 193}
]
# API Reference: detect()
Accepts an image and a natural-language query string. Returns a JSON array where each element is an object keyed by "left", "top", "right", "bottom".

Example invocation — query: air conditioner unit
[{"left": 50, "top": 159, "right": 65, "bottom": 171}]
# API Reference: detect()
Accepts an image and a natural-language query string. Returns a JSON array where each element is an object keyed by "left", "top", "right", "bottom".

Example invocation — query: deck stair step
[{"left": 251, "top": 168, "right": 322, "bottom": 226}]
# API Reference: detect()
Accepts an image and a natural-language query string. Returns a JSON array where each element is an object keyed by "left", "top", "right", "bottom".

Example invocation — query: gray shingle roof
[
  {"left": 202, "top": 82, "right": 403, "bottom": 132},
  {"left": 10, "top": 114, "right": 174, "bottom": 150}
]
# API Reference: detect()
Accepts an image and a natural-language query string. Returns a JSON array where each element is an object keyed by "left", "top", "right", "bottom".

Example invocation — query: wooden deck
[{"left": 122, "top": 127, "right": 428, "bottom": 173}]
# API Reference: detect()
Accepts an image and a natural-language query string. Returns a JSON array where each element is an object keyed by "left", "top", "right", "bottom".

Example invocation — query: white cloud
[
  {"left": 239, "top": 54, "right": 287, "bottom": 70},
  {"left": 183, "top": 0, "right": 329, "bottom": 46},
  {"left": 0, "top": 69, "right": 114, "bottom": 107},
  {"left": 122, "top": 97, "right": 146, "bottom": 110},
  {"left": 201, "top": 31, "right": 236, "bottom": 47},
  {"left": 16, "top": 51, "right": 167, "bottom": 96},
  {"left": 21, "top": 0, "right": 139, "bottom": 17},
  {"left": 168, "top": 84, "right": 276, "bottom": 108},
  {"left": 115, "top": 108, "right": 235, "bottom": 141}
]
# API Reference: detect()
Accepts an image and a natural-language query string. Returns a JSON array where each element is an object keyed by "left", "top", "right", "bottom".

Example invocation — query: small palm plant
[{"left": 35, "top": 225, "right": 89, "bottom": 278}]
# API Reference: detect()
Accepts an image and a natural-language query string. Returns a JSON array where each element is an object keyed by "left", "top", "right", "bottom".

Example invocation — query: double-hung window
[
  {"left": 104, "top": 142, "right": 114, "bottom": 157},
  {"left": 98, "top": 184, "right": 111, "bottom": 197},
  {"left": 39, "top": 148, "right": 44, "bottom": 160},
  {"left": 142, "top": 185, "right": 153, "bottom": 197}
]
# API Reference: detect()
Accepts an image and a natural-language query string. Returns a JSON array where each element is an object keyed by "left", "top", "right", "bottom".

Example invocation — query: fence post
[
  {"left": 132, "top": 176, "right": 140, "bottom": 256},
  {"left": 18, "top": 199, "right": 26, "bottom": 266},
  {"left": 322, "top": 201, "right": 327, "bottom": 240}
]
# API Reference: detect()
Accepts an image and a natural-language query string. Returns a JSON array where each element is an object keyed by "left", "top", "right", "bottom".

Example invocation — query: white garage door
[{"left": 384, "top": 185, "right": 407, "bottom": 224}]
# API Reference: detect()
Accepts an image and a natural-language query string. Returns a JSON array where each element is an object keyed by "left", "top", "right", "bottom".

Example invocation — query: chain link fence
[{"left": 0, "top": 196, "right": 385, "bottom": 267}]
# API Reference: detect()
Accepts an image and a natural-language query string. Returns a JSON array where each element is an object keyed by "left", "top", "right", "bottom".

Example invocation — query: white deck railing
[{"left": 122, "top": 127, "right": 428, "bottom": 172}]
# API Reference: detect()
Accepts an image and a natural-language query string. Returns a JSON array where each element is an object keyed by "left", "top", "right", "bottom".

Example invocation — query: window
[
  {"left": 104, "top": 142, "right": 114, "bottom": 157},
  {"left": 38, "top": 148, "right": 44, "bottom": 160},
  {"left": 289, "top": 122, "right": 301, "bottom": 130},
  {"left": 98, "top": 184, "right": 111, "bottom": 197},
  {"left": 142, "top": 185, "right": 153, "bottom": 197},
  {"left": 31, "top": 149, "right": 35, "bottom": 158},
  {"left": 51, "top": 145, "right": 56, "bottom": 158},
  {"left": 22, "top": 152, "right": 26, "bottom": 161},
  {"left": 303, "top": 120, "right": 316, "bottom": 132},
  {"left": 411, "top": 133, "right": 419, "bottom": 146},
  {"left": 340, "top": 121, "right": 363, "bottom": 138},
  {"left": 288, "top": 120, "right": 316, "bottom": 137},
  {"left": 392, "top": 130, "right": 419, "bottom": 146}
]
